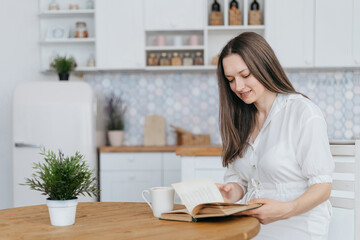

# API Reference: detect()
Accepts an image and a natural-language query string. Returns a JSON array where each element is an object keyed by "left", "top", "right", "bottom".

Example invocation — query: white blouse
[{"left": 224, "top": 93, "right": 334, "bottom": 240}]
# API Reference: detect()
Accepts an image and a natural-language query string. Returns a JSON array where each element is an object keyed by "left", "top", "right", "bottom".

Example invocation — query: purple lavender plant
[{"left": 105, "top": 93, "right": 126, "bottom": 131}]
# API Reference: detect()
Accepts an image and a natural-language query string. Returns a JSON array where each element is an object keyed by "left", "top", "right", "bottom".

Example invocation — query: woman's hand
[
  {"left": 239, "top": 198, "right": 295, "bottom": 224},
  {"left": 216, "top": 182, "right": 244, "bottom": 203}
]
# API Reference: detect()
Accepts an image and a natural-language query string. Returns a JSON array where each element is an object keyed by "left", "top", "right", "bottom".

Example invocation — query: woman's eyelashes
[{"left": 227, "top": 74, "right": 250, "bottom": 83}]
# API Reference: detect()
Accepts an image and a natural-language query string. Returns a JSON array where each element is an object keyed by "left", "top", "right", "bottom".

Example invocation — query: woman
[{"left": 216, "top": 32, "right": 334, "bottom": 239}]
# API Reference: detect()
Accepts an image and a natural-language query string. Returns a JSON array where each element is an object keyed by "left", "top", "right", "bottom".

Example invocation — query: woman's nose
[{"left": 235, "top": 77, "right": 245, "bottom": 92}]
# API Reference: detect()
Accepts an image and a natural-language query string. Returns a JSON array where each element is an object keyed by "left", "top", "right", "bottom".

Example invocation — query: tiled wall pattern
[{"left": 85, "top": 70, "right": 360, "bottom": 145}]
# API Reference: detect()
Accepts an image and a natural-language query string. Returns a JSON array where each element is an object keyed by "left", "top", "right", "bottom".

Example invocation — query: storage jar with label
[
  {"left": 194, "top": 52, "right": 204, "bottom": 65},
  {"left": 147, "top": 53, "right": 159, "bottom": 66},
  {"left": 75, "top": 22, "right": 88, "bottom": 38},
  {"left": 183, "top": 52, "right": 193, "bottom": 66},
  {"left": 159, "top": 52, "right": 170, "bottom": 66},
  {"left": 171, "top": 52, "right": 182, "bottom": 66}
]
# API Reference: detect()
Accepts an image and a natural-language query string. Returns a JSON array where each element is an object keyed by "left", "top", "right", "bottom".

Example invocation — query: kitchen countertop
[
  {"left": 99, "top": 141, "right": 354, "bottom": 155},
  {"left": 99, "top": 145, "right": 177, "bottom": 152},
  {"left": 176, "top": 145, "right": 222, "bottom": 156},
  {"left": 99, "top": 145, "right": 222, "bottom": 156}
]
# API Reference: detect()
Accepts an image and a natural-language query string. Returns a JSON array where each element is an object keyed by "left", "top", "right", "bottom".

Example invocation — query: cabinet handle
[
  {"left": 355, "top": 59, "right": 360, "bottom": 64},
  {"left": 305, "top": 59, "right": 312, "bottom": 65},
  {"left": 129, "top": 175, "right": 136, "bottom": 180}
]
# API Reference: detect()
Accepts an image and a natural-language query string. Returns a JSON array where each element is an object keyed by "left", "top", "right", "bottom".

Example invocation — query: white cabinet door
[
  {"left": 100, "top": 152, "right": 181, "bottom": 202},
  {"left": 315, "top": 0, "right": 353, "bottom": 67},
  {"left": 265, "top": 0, "right": 314, "bottom": 68},
  {"left": 353, "top": 0, "right": 360, "bottom": 66},
  {"left": 96, "top": 0, "right": 144, "bottom": 69},
  {"left": 144, "top": 0, "right": 204, "bottom": 30}
]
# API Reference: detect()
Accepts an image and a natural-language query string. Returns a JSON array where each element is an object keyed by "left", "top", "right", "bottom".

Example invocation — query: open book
[{"left": 160, "top": 178, "right": 261, "bottom": 222}]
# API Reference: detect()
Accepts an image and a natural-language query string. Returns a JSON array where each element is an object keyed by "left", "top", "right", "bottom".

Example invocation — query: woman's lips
[{"left": 239, "top": 90, "right": 251, "bottom": 98}]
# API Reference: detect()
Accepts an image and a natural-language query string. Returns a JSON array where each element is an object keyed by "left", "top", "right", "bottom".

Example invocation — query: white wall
[{"left": 0, "top": 0, "right": 49, "bottom": 209}]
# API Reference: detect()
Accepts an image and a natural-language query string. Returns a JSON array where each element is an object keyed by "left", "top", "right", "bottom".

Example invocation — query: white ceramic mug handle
[{"left": 142, "top": 190, "right": 152, "bottom": 209}]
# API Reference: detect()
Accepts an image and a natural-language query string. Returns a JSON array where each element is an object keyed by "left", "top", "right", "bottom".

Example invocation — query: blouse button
[{"left": 252, "top": 165, "right": 256, "bottom": 169}]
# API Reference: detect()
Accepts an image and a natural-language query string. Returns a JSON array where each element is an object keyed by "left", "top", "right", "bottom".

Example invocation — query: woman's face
[{"left": 222, "top": 54, "right": 267, "bottom": 105}]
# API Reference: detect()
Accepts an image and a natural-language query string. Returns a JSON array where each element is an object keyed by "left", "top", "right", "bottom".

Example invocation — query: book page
[{"left": 172, "top": 178, "right": 224, "bottom": 214}]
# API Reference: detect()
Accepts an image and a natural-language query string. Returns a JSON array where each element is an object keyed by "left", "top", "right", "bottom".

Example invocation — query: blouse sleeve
[
  {"left": 224, "top": 162, "right": 248, "bottom": 195},
  {"left": 296, "top": 116, "right": 335, "bottom": 186}
]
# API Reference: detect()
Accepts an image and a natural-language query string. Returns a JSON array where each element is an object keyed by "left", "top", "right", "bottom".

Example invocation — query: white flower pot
[
  {"left": 46, "top": 198, "right": 78, "bottom": 226},
  {"left": 108, "top": 130, "right": 124, "bottom": 146}
]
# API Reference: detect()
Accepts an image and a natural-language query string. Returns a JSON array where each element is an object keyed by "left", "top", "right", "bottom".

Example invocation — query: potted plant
[
  {"left": 50, "top": 55, "right": 76, "bottom": 81},
  {"left": 105, "top": 93, "right": 126, "bottom": 146},
  {"left": 22, "top": 148, "right": 98, "bottom": 226}
]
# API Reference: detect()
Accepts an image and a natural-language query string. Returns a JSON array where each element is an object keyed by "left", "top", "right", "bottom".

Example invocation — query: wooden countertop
[
  {"left": 176, "top": 145, "right": 222, "bottom": 156},
  {"left": 99, "top": 145, "right": 178, "bottom": 152},
  {"left": 99, "top": 145, "right": 223, "bottom": 156}
]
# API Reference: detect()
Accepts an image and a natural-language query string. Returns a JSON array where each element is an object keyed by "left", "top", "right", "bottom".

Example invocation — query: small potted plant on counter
[
  {"left": 50, "top": 55, "right": 76, "bottom": 81},
  {"left": 105, "top": 93, "right": 126, "bottom": 146},
  {"left": 22, "top": 148, "right": 98, "bottom": 226}
]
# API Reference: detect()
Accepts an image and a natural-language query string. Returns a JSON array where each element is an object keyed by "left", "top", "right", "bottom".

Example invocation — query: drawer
[
  {"left": 100, "top": 152, "right": 162, "bottom": 170},
  {"left": 100, "top": 170, "right": 162, "bottom": 202}
]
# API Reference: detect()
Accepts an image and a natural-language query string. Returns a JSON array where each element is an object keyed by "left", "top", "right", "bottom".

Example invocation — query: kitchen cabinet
[
  {"left": 100, "top": 152, "right": 181, "bottom": 202},
  {"left": 266, "top": 0, "right": 360, "bottom": 68},
  {"left": 315, "top": 0, "right": 360, "bottom": 67},
  {"left": 39, "top": 0, "right": 96, "bottom": 71},
  {"left": 144, "top": 0, "right": 204, "bottom": 30},
  {"left": 265, "top": 0, "right": 314, "bottom": 68},
  {"left": 181, "top": 156, "right": 226, "bottom": 183},
  {"left": 96, "top": 0, "right": 144, "bottom": 69}
]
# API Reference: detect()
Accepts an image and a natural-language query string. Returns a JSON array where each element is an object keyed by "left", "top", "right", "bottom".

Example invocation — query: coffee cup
[{"left": 142, "top": 187, "right": 174, "bottom": 217}]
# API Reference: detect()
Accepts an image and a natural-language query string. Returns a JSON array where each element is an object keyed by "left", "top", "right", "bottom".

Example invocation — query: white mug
[{"left": 142, "top": 187, "right": 174, "bottom": 217}]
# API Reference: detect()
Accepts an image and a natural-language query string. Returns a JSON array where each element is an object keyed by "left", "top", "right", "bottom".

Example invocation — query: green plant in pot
[
  {"left": 105, "top": 93, "right": 126, "bottom": 146},
  {"left": 22, "top": 148, "right": 98, "bottom": 226},
  {"left": 50, "top": 55, "right": 76, "bottom": 81}
]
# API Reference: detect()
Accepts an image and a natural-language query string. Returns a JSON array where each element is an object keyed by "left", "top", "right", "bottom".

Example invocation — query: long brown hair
[{"left": 217, "top": 32, "right": 300, "bottom": 167}]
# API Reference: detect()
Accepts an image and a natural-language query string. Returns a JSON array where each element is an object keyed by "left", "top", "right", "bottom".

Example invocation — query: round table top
[{"left": 0, "top": 202, "right": 260, "bottom": 240}]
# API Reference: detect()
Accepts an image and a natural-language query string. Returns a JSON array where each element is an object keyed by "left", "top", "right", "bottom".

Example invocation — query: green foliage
[
  {"left": 22, "top": 148, "right": 99, "bottom": 200},
  {"left": 106, "top": 93, "right": 126, "bottom": 131},
  {"left": 50, "top": 55, "right": 76, "bottom": 73}
]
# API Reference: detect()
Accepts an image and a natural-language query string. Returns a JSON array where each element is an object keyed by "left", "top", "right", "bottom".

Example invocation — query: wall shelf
[
  {"left": 39, "top": 0, "right": 96, "bottom": 71},
  {"left": 40, "top": 38, "right": 95, "bottom": 44},
  {"left": 39, "top": 10, "right": 95, "bottom": 17},
  {"left": 145, "top": 46, "right": 205, "bottom": 51},
  {"left": 206, "top": 25, "right": 265, "bottom": 31}
]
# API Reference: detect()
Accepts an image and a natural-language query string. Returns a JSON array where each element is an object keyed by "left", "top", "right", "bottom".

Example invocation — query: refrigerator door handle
[{"left": 14, "top": 142, "right": 43, "bottom": 148}]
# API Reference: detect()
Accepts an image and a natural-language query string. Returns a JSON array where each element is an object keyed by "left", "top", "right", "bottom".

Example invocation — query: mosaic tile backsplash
[{"left": 85, "top": 70, "right": 360, "bottom": 145}]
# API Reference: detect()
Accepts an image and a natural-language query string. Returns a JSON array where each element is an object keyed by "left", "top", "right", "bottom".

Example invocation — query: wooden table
[{"left": 0, "top": 202, "right": 260, "bottom": 240}]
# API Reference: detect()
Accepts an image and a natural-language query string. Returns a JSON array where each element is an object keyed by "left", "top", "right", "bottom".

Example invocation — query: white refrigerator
[{"left": 13, "top": 81, "right": 97, "bottom": 207}]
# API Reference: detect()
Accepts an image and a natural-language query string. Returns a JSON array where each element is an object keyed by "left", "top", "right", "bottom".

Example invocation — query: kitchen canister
[
  {"left": 188, "top": 35, "right": 200, "bottom": 46},
  {"left": 155, "top": 35, "right": 167, "bottom": 46}
]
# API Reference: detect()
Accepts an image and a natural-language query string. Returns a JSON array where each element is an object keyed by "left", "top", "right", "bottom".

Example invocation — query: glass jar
[
  {"left": 159, "top": 52, "right": 170, "bottom": 66},
  {"left": 48, "top": 0, "right": 60, "bottom": 10},
  {"left": 147, "top": 53, "right": 159, "bottom": 66},
  {"left": 171, "top": 52, "right": 182, "bottom": 66},
  {"left": 87, "top": 54, "right": 96, "bottom": 67},
  {"left": 86, "top": 0, "right": 94, "bottom": 9},
  {"left": 183, "top": 52, "right": 193, "bottom": 66},
  {"left": 194, "top": 51, "right": 204, "bottom": 65},
  {"left": 75, "top": 22, "right": 88, "bottom": 38}
]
